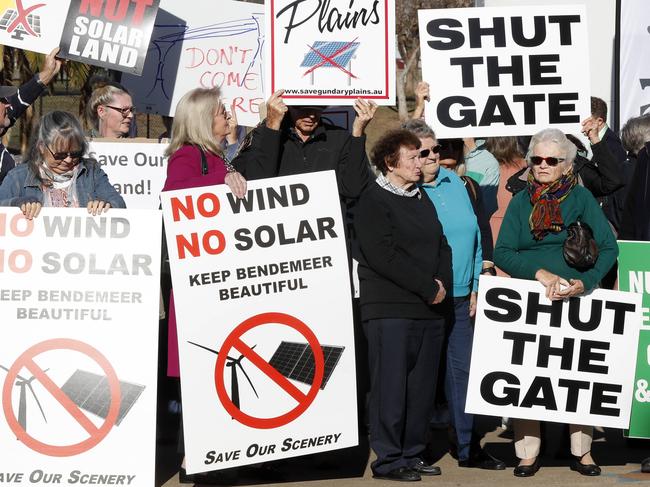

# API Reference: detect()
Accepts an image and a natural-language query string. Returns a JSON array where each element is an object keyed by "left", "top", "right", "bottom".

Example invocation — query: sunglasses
[
  {"left": 529, "top": 156, "right": 565, "bottom": 167},
  {"left": 45, "top": 145, "right": 84, "bottom": 161},
  {"left": 0, "top": 97, "right": 10, "bottom": 105},
  {"left": 419, "top": 145, "right": 442, "bottom": 158},
  {"left": 104, "top": 105, "right": 136, "bottom": 117}
]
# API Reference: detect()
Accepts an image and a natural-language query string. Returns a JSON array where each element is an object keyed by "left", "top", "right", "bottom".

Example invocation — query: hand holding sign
[
  {"left": 265, "top": 90, "right": 289, "bottom": 130},
  {"left": 352, "top": 99, "right": 377, "bottom": 137},
  {"left": 38, "top": 48, "right": 65, "bottom": 86}
]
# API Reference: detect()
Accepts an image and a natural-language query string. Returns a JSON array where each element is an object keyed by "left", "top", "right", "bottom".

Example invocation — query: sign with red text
[
  {"left": 160, "top": 172, "right": 358, "bottom": 474},
  {"left": 88, "top": 140, "right": 168, "bottom": 209},
  {"left": 466, "top": 276, "right": 641, "bottom": 428},
  {"left": 0, "top": 208, "right": 161, "bottom": 486},
  {"left": 418, "top": 5, "right": 590, "bottom": 137},
  {"left": 0, "top": 0, "right": 69, "bottom": 54},
  {"left": 122, "top": 0, "right": 264, "bottom": 127},
  {"left": 266, "top": 0, "right": 396, "bottom": 106},
  {"left": 59, "top": 0, "right": 160, "bottom": 75}
]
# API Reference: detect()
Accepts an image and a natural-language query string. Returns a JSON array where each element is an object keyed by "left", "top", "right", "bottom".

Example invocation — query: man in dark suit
[{"left": 591, "top": 96, "right": 627, "bottom": 163}]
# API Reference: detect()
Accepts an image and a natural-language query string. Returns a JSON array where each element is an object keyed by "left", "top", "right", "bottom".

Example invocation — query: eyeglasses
[
  {"left": 104, "top": 105, "right": 136, "bottom": 117},
  {"left": 0, "top": 97, "right": 10, "bottom": 105},
  {"left": 419, "top": 145, "right": 442, "bottom": 158},
  {"left": 45, "top": 145, "right": 84, "bottom": 161},
  {"left": 529, "top": 156, "right": 565, "bottom": 167}
]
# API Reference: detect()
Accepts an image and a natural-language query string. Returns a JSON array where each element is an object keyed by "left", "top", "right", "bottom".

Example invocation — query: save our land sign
[
  {"left": 618, "top": 240, "right": 650, "bottom": 438},
  {"left": 59, "top": 0, "right": 160, "bottom": 75},
  {"left": 418, "top": 5, "right": 590, "bottom": 137},
  {"left": 466, "top": 276, "right": 641, "bottom": 428},
  {"left": 266, "top": 0, "right": 396, "bottom": 106},
  {"left": 160, "top": 171, "right": 358, "bottom": 474},
  {"left": 0, "top": 208, "right": 161, "bottom": 486}
]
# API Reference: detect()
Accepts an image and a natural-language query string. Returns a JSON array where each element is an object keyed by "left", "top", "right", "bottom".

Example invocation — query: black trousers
[{"left": 365, "top": 317, "right": 445, "bottom": 475}]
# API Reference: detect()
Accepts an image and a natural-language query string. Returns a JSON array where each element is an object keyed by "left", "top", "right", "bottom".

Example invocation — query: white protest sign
[
  {"left": 59, "top": 0, "right": 160, "bottom": 75},
  {"left": 0, "top": 208, "right": 161, "bottom": 487},
  {"left": 88, "top": 140, "right": 168, "bottom": 210},
  {"left": 266, "top": 0, "right": 396, "bottom": 106},
  {"left": 160, "top": 171, "right": 358, "bottom": 474},
  {"left": 418, "top": 5, "right": 590, "bottom": 137},
  {"left": 0, "top": 0, "right": 69, "bottom": 54},
  {"left": 619, "top": 0, "right": 650, "bottom": 121},
  {"left": 121, "top": 0, "right": 264, "bottom": 127},
  {"left": 466, "top": 276, "right": 642, "bottom": 428}
]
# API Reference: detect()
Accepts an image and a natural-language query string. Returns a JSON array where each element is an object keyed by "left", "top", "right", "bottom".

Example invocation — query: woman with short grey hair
[
  {"left": 0, "top": 110, "right": 125, "bottom": 218},
  {"left": 621, "top": 114, "right": 650, "bottom": 156}
]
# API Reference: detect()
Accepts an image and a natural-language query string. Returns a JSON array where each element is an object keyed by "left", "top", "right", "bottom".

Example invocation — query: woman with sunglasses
[
  {"left": 494, "top": 128, "right": 618, "bottom": 478},
  {"left": 0, "top": 111, "right": 125, "bottom": 219},
  {"left": 87, "top": 84, "right": 135, "bottom": 138}
]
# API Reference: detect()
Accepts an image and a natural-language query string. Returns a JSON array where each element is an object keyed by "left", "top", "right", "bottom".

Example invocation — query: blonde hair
[
  {"left": 87, "top": 84, "right": 130, "bottom": 131},
  {"left": 165, "top": 87, "right": 224, "bottom": 157}
]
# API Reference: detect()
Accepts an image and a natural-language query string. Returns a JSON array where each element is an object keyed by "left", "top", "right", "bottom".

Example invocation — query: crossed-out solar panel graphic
[
  {"left": 268, "top": 341, "right": 344, "bottom": 390},
  {"left": 0, "top": 9, "right": 41, "bottom": 39},
  {"left": 61, "top": 370, "right": 145, "bottom": 426},
  {"left": 300, "top": 41, "right": 360, "bottom": 69}
]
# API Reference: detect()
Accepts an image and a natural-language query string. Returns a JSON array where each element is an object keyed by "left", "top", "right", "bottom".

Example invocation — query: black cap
[{"left": 0, "top": 85, "right": 17, "bottom": 99}]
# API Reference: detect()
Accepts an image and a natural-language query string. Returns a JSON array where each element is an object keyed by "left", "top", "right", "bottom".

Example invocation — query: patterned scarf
[{"left": 527, "top": 169, "right": 577, "bottom": 240}]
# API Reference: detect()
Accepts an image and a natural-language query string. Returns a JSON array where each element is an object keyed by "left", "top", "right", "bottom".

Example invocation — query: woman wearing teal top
[{"left": 494, "top": 128, "right": 618, "bottom": 478}]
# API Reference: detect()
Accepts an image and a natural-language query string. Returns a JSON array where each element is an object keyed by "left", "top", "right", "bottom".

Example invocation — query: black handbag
[{"left": 563, "top": 220, "right": 599, "bottom": 271}]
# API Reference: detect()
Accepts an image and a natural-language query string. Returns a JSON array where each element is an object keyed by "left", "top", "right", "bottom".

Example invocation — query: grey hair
[
  {"left": 621, "top": 114, "right": 650, "bottom": 156},
  {"left": 400, "top": 118, "right": 436, "bottom": 139},
  {"left": 26, "top": 111, "right": 89, "bottom": 184},
  {"left": 527, "top": 128, "right": 577, "bottom": 165}
]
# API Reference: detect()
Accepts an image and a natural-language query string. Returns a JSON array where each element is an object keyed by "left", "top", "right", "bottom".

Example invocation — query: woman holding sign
[
  {"left": 355, "top": 129, "right": 451, "bottom": 482},
  {"left": 494, "top": 128, "right": 618, "bottom": 477}
]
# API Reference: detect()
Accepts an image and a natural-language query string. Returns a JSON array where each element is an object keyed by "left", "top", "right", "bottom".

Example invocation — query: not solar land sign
[
  {"left": 160, "top": 171, "right": 358, "bottom": 474},
  {"left": 0, "top": 208, "right": 161, "bottom": 486},
  {"left": 418, "top": 4, "right": 591, "bottom": 137},
  {"left": 266, "top": 0, "right": 396, "bottom": 105}
]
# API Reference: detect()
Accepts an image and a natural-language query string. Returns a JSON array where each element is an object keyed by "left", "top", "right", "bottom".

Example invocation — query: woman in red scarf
[{"left": 494, "top": 128, "right": 618, "bottom": 478}]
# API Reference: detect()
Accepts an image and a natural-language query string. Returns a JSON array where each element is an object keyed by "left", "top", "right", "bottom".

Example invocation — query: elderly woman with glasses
[
  {"left": 0, "top": 110, "right": 125, "bottom": 218},
  {"left": 87, "top": 84, "right": 135, "bottom": 138},
  {"left": 494, "top": 128, "right": 618, "bottom": 478}
]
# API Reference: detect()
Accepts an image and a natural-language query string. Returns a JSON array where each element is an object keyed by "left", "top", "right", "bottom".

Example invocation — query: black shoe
[
  {"left": 513, "top": 458, "right": 540, "bottom": 477},
  {"left": 642, "top": 457, "right": 650, "bottom": 473},
  {"left": 570, "top": 458, "right": 601, "bottom": 476},
  {"left": 459, "top": 449, "right": 506, "bottom": 470},
  {"left": 373, "top": 467, "right": 422, "bottom": 482},
  {"left": 410, "top": 459, "right": 441, "bottom": 476}
]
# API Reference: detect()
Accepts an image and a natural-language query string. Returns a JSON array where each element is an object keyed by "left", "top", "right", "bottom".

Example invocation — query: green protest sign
[{"left": 618, "top": 240, "right": 650, "bottom": 438}]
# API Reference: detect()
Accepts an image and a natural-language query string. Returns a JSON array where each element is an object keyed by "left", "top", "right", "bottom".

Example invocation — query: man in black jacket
[
  {"left": 590, "top": 97, "right": 627, "bottom": 164},
  {"left": 0, "top": 48, "right": 63, "bottom": 185}
]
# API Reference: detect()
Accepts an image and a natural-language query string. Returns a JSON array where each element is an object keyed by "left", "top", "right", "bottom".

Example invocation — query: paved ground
[{"left": 155, "top": 418, "right": 650, "bottom": 487}]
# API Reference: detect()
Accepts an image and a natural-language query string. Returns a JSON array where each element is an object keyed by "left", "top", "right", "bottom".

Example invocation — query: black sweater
[{"left": 354, "top": 183, "right": 452, "bottom": 320}]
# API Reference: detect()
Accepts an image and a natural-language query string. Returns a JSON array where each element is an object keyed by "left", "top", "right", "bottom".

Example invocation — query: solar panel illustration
[
  {"left": 300, "top": 41, "right": 360, "bottom": 68},
  {"left": 0, "top": 10, "right": 17, "bottom": 30},
  {"left": 268, "top": 341, "right": 344, "bottom": 389},
  {"left": 60, "top": 370, "right": 145, "bottom": 426}
]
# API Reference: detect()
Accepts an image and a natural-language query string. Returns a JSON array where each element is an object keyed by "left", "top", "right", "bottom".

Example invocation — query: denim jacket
[{"left": 0, "top": 159, "right": 126, "bottom": 208}]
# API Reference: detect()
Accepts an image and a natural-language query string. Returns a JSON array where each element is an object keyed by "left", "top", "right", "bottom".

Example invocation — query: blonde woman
[{"left": 87, "top": 84, "right": 135, "bottom": 138}]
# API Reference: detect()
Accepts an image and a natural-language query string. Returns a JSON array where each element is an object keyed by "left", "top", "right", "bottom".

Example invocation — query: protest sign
[
  {"left": 121, "top": 0, "right": 264, "bottom": 128},
  {"left": 466, "top": 276, "right": 641, "bottom": 428},
  {"left": 618, "top": 0, "right": 650, "bottom": 122},
  {"left": 59, "top": 0, "right": 160, "bottom": 75},
  {"left": 88, "top": 139, "right": 168, "bottom": 210},
  {"left": 0, "top": 0, "right": 69, "bottom": 54},
  {"left": 618, "top": 240, "right": 650, "bottom": 438},
  {"left": 265, "top": 0, "right": 396, "bottom": 106},
  {"left": 0, "top": 207, "right": 161, "bottom": 487},
  {"left": 418, "top": 5, "right": 590, "bottom": 137},
  {"left": 160, "top": 171, "right": 358, "bottom": 474}
]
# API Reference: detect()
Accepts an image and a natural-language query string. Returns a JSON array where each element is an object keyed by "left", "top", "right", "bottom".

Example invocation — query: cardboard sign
[
  {"left": 88, "top": 139, "right": 168, "bottom": 210},
  {"left": 0, "top": 0, "right": 69, "bottom": 54},
  {"left": 466, "top": 276, "right": 641, "bottom": 428},
  {"left": 59, "top": 0, "right": 160, "bottom": 75},
  {"left": 266, "top": 0, "right": 396, "bottom": 106},
  {"left": 618, "top": 0, "right": 650, "bottom": 122},
  {"left": 160, "top": 171, "right": 358, "bottom": 474},
  {"left": 418, "top": 5, "right": 590, "bottom": 137},
  {"left": 121, "top": 0, "right": 264, "bottom": 128},
  {"left": 618, "top": 240, "right": 650, "bottom": 438},
  {"left": 0, "top": 208, "right": 161, "bottom": 487}
]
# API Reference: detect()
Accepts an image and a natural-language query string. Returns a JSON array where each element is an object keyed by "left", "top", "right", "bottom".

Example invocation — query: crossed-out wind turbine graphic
[{"left": 0, "top": 364, "right": 48, "bottom": 432}]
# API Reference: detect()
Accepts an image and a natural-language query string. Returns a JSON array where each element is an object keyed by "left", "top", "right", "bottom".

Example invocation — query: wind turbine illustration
[
  {"left": 0, "top": 364, "right": 48, "bottom": 431},
  {"left": 187, "top": 341, "right": 259, "bottom": 411}
]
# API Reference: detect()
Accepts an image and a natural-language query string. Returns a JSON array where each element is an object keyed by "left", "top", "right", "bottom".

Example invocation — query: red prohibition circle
[
  {"left": 2, "top": 338, "right": 121, "bottom": 457},
  {"left": 214, "top": 312, "right": 324, "bottom": 429}
]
